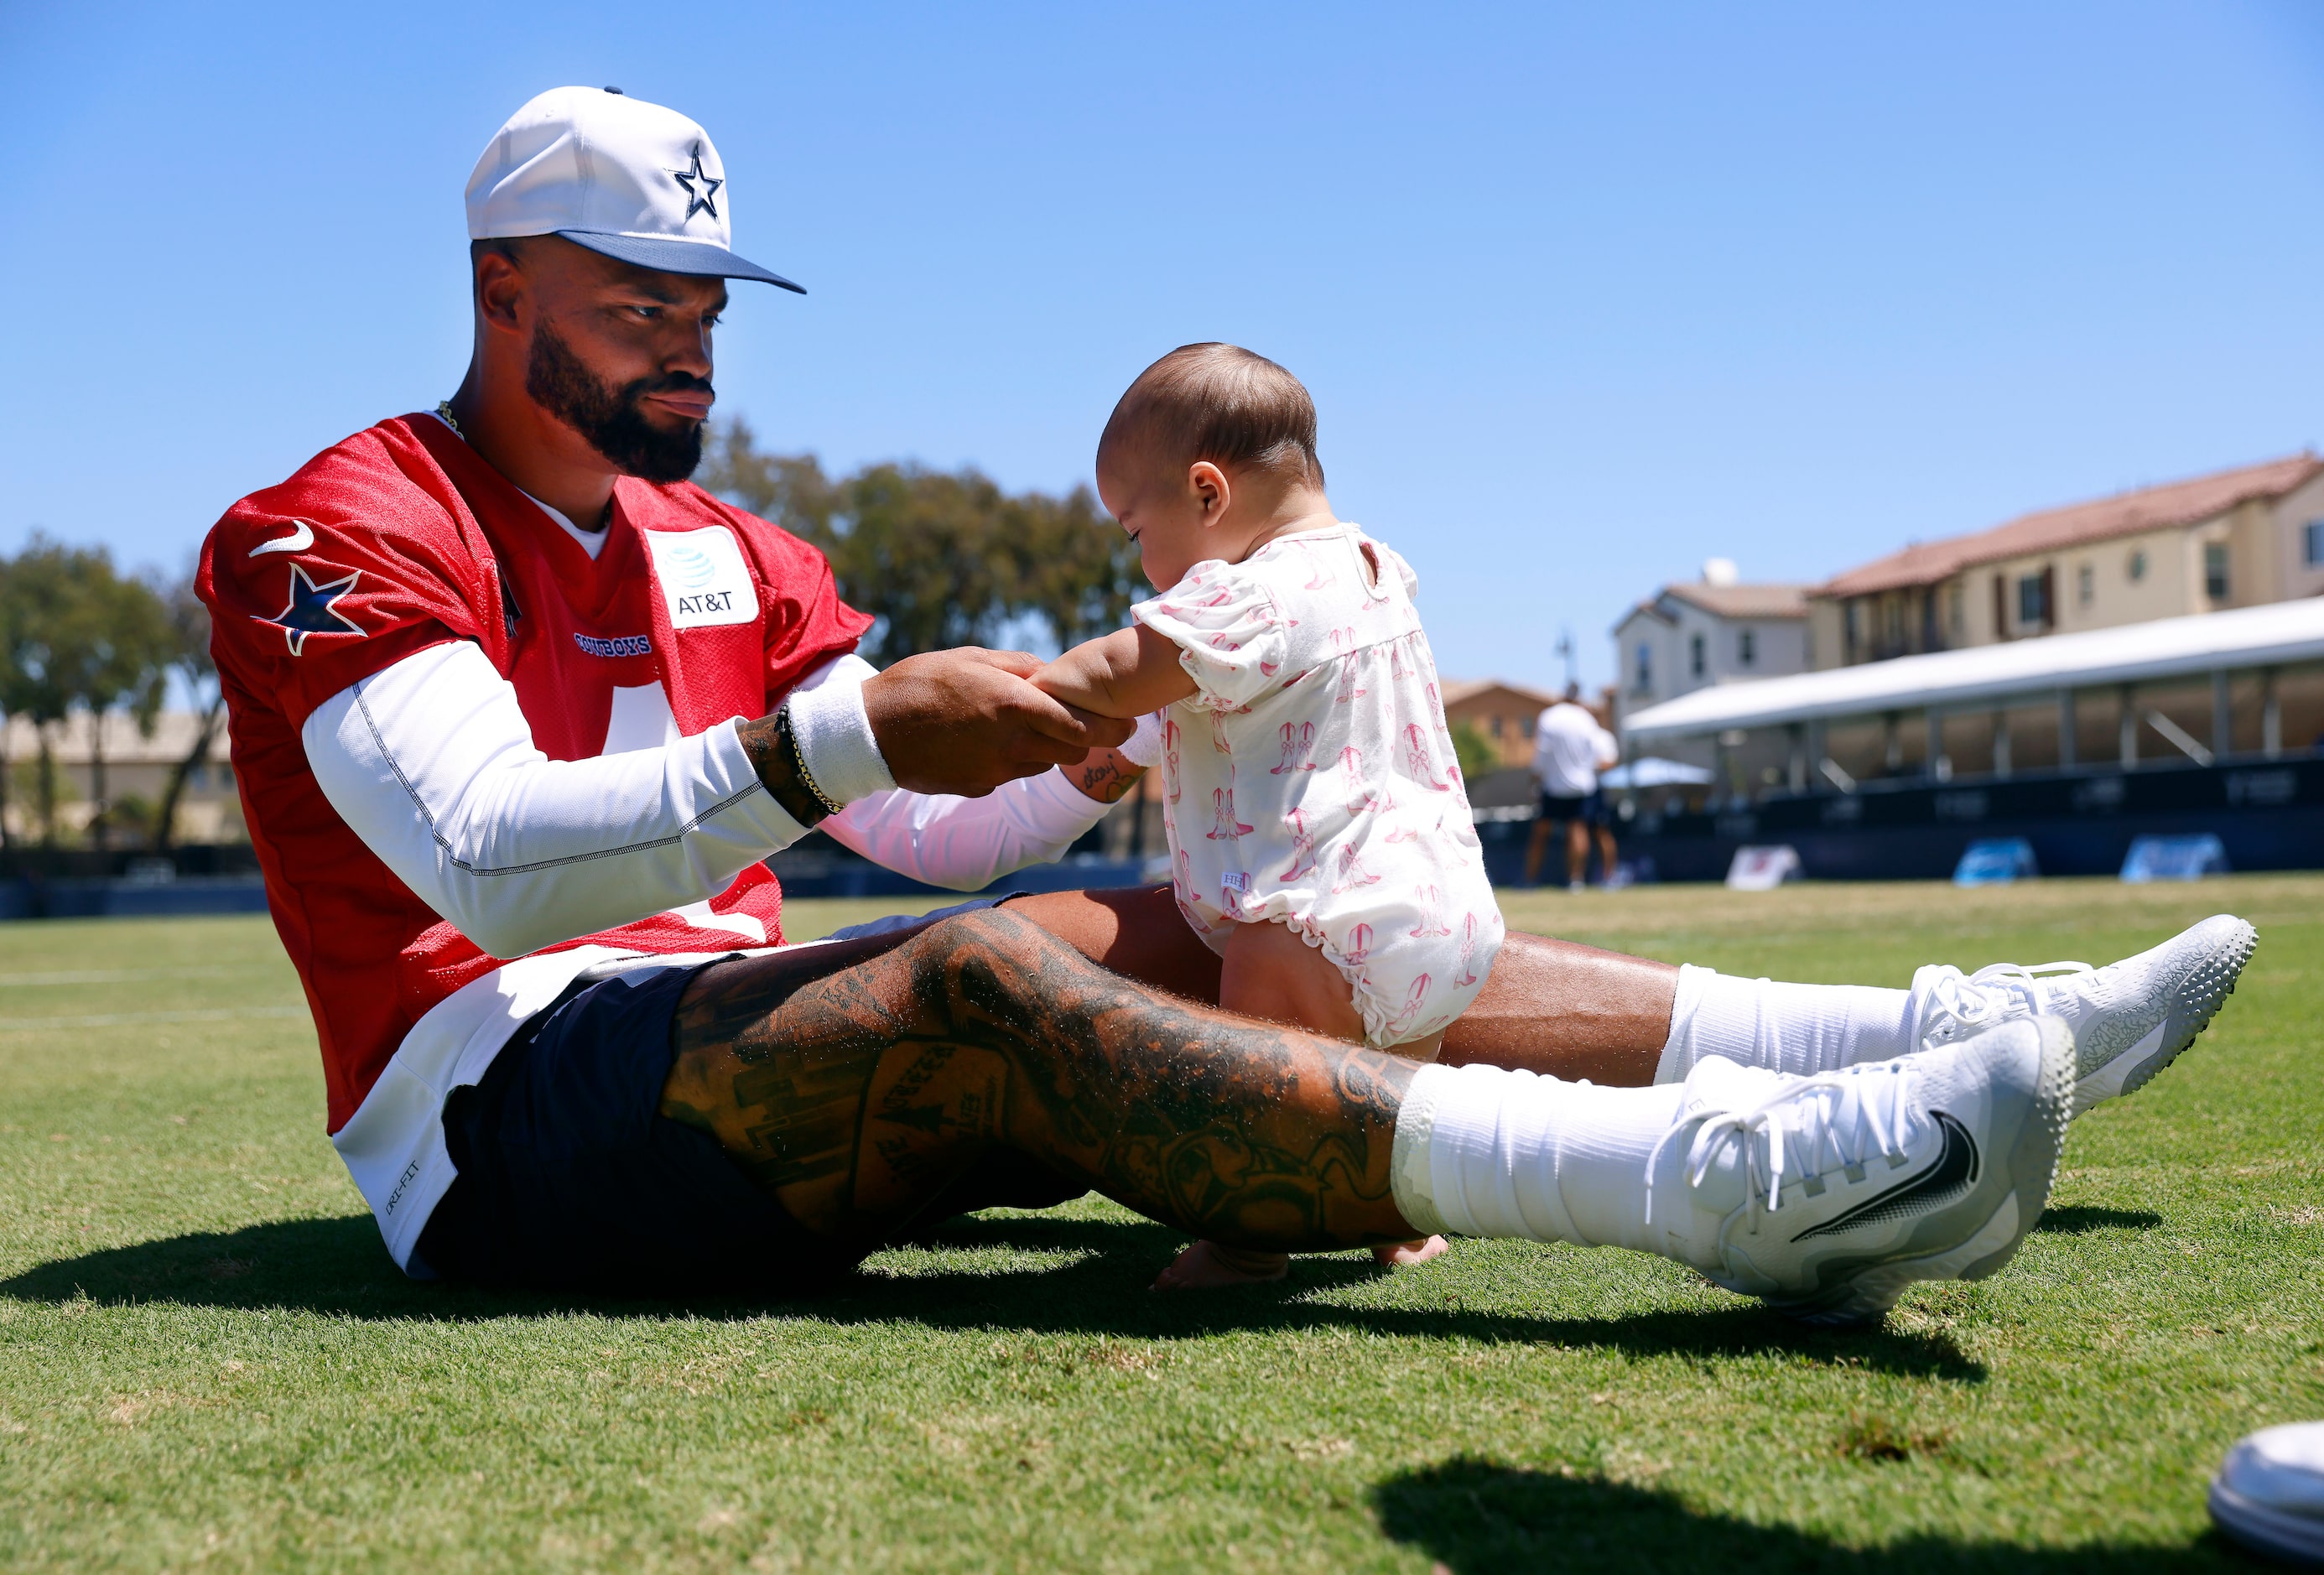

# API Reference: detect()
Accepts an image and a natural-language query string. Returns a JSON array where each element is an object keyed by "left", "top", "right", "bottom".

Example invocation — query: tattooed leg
[
  {"left": 659, "top": 906, "right": 1419, "bottom": 1253},
  {"left": 1001, "top": 885, "right": 1678, "bottom": 1086}
]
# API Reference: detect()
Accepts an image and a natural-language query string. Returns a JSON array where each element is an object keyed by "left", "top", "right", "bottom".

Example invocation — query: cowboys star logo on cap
[
  {"left": 465, "top": 87, "right": 802, "bottom": 294},
  {"left": 669, "top": 146, "right": 721, "bottom": 222},
  {"left": 255, "top": 564, "right": 364, "bottom": 656}
]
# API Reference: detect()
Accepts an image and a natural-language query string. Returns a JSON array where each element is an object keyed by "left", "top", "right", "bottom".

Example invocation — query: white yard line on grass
[{"left": 0, "top": 1006, "right": 308, "bottom": 1032}]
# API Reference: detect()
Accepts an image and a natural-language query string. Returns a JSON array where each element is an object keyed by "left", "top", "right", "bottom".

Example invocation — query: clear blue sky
[{"left": 4, "top": 2, "right": 2320, "bottom": 691}]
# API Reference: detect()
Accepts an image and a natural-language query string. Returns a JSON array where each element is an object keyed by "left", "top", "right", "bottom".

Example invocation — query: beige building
[
  {"left": 1611, "top": 565, "right": 1810, "bottom": 724},
  {"left": 1807, "top": 453, "right": 2324, "bottom": 670},
  {"left": 1438, "top": 678, "right": 1559, "bottom": 771},
  {"left": 1, "top": 710, "right": 240, "bottom": 845}
]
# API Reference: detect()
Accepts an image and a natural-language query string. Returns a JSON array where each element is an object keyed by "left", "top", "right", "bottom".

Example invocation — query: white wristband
[
  {"left": 784, "top": 670, "right": 898, "bottom": 806},
  {"left": 1119, "top": 710, "right": 1165, "bottom": 769}
]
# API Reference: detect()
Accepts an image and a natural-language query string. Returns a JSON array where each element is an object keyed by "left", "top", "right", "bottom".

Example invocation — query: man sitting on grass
[{"left": 197, "top": 86, "right": 2258, "bottom": 1325}]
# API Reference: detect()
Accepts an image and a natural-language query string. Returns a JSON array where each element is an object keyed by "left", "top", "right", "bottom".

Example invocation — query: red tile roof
[
  {"left": 1813, "top": 453, "right": 2323, "bottom": 599},
  {"left": 1660, "top": 582, "right": 1809, "bottom": 620},
  {"left": 1439, "top": 678, "right": 1559, "bottom": 710}
]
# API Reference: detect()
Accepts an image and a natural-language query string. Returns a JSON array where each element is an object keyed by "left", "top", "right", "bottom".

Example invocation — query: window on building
[
  {"left": 2128, "top": 548, "right": 2148, "bottom": 582},
  {"left": 2205, "top": 542, "right": 2230, "bottom": 601},
  {"left": 2306, "top": 520, "right": 2324, "bottom": 568},
  {"left": 2017, "top": 572, "right": 2048, "bottom": 629},
  {"left": 1522, "top": 715, "right": 1536, "bottom": 738},
  {"left": 1738, "top": 628, "right": 1756, "bottom": 666},
  {"left": 1488, "top": 715, "right": 1504, "bottom": 740},
  {"left": 1634, "top": 642, "right": 1651, "bottom": 693},
  {"left": 1946, "top": 583, "right": 1963, "bottom": 639},
  {"left": 1688, "top": 632, "right": 1706, "bottom": 678},
  {"left": 2077, "top": 564, "right": 2093, "bottom": 606}
]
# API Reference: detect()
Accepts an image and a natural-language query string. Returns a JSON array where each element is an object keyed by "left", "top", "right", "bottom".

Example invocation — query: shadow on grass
[
  {"left": 0, "top": 1212, "right": 1982, "bottom": 1380},
  {"left": 2035, "top": 1205, "right": 2164, "bottom": 1235},
  {"left": 1374, "top": 1458, "right": 2237, "bottom": 1572}
]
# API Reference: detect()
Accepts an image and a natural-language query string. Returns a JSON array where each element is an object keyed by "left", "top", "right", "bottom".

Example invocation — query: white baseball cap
[{"left": 465, "top": 86, "right": 803, "bottom": 294}]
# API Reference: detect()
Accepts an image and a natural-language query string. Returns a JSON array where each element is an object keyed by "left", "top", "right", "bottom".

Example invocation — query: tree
[
  {"left": 699, "top": 419, "right": 1144, "bottom": 666},
  {"left": 148, "top": 566, "right": 223, "bottom": 854},
  {"left": 0, "top": 537, "right": 172, "bottom": 850},
  {"left": 1449, "top": 720, "right": 1500, "bottom": 784},
  {"left": 1005, "top": 481, "right": 1144, "bottom": 652}
]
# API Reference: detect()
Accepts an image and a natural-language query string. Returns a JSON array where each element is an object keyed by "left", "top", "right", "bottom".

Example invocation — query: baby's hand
[{"left": 1027, "top": 655, "right": 1092, "bottom": 711}]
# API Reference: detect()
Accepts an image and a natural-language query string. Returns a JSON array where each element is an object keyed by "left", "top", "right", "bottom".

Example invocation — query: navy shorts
[
  {"left": 1538, "top": 789, "right": 1609, "bottom": 828},
  {"left": 410, "top": 896, "right": 1074, "bottom": 1296},
  {"left": 411, "top": 961, "right": 863, "bottom": 1296}
]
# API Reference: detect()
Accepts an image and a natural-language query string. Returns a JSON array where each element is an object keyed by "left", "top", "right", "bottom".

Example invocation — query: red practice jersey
[{"left": 197, "top": 415, "right": 871, "bottom": 1131}]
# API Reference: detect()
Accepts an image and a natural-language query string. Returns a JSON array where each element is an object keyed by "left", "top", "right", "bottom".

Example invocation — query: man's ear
[
  {"left": 1188, "top": 460, "right": 1231, "bottom": 526},
  {"left": 474, "top": 249, "right": 529, "bottom": 336}
]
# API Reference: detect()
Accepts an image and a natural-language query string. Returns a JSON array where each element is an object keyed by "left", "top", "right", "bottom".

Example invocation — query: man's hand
[{"left": 864, "top": 649, "right": 1135, "bottom": 797}]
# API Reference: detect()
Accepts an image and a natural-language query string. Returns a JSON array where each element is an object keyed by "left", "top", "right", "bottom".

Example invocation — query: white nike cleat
[
  {"left": 1651, "top": 1016, "right": 2074, "bottom": 1328},
  {"left": 2211, "top": 1422, "right": 2324, "bottom": 1566},
  {"left": 1910, "top": 915, "right": 2259, "bottom": 1115}
]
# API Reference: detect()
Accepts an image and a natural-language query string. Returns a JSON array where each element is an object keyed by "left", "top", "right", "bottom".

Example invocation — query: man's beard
[{"left": 525, "top": 322, "right": 708, "bottom": 483}]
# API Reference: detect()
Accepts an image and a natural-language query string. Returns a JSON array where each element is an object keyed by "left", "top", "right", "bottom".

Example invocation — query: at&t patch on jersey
[{"left": 644, "top": 527, "right": 758, "bottom": 629}]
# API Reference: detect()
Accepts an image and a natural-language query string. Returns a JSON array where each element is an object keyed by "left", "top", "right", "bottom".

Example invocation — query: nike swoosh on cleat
[
  {"left": 2078, "top": 1017, "right": 2167, "bottom": 1104},
  {"left": 1791, "top": 1111, "right": 1980, "bottom": 1242},
  {"left": 249, "top": 521, "right": 317, "bottom": 557}
]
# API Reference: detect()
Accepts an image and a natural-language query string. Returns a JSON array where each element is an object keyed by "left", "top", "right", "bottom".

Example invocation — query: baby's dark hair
[{"left": 1098, "top": 343, "right": 1324, "bottom": 488}]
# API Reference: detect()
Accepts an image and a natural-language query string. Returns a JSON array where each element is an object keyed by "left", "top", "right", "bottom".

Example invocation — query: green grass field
[{"left": 1, "top": 877, "right": 2319, "bottom": 1571}]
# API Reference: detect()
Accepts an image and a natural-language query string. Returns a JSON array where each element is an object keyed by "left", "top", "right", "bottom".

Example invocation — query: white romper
[{"left": 1132, "top": 525, "right": 1505, "bottom": 1047}]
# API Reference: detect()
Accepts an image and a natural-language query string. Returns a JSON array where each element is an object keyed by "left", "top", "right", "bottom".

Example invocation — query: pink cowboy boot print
[
  {"left": 1407, "top": 884, "right": 1453, "bottom": 938},
  {"left": 1271, "top": 720, "right": 1318, "bottom": 775},
  {"left": 1402, "top": 724, "right": 1451, "bottom": 790},
  {"left": 1382, "top": 974, "right": 1435, "bottom": 1041},
  {"left": 1425, "top": 682, "right": 1453, "bottom": 738},
  {"left": 1205, "top": 787, "right": 1254, "bottom": 841},
  {"left": 1278, "top": 806, "right": 1319, "bottom": 881},
  {"left": 1452, "top": 912, "right": 1481, "bottom": 987},
  {"left": 1331, "top": 842, "right": 1381, "bottom": 895},
  {"left": 1329, "top": 627, "right": 1367, "bottom": 704}
]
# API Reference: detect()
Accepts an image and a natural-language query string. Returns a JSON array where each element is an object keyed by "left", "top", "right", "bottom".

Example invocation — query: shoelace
[
  {"left": 1643, "top": 1062, "right": 1921, "bottom": 1233},
  {"left": 1916, "top": 959, "right": 2093, "bottom": 1042}
]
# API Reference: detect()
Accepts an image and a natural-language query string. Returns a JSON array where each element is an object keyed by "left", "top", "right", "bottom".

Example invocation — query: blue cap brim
[{"left": 556, "top": 231, "right": 805, "bottom": 294}]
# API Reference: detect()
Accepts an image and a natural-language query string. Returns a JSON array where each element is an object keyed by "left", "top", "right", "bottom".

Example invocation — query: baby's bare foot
[
  {"left": 1152, "top": 1240, "right": 1292, "bottom": 1291},
  {"left": 1370, "top": 1235, "right": 1448, "bottom": 1267}
]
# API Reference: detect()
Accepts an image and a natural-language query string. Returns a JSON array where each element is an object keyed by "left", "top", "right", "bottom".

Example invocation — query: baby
[{"left": 1033, "top": 344, "right": 1506, "bottom": 1289}]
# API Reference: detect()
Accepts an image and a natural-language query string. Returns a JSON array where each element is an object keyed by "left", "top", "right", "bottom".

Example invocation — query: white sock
[
  {"left": 1391, "top": 1061, "right": 1695, "bottom": 1259},
  {"left": 1655, "top": 964, "right": 1914, "bottom": 1083}
]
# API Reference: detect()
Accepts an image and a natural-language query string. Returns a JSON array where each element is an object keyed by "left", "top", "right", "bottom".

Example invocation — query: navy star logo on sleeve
[
  {"left": 669, "top": 145, "right": 722, "bottom": 222},
  {"left": 254, "top": 563, "right": 364, "bottom": 656}
]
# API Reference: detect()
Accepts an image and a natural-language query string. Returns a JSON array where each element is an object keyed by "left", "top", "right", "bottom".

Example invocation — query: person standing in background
[
  {"left": 1525, "top": 684, "right": 1619, "bottom": 890},
  {"left": 1586, "top": 706, "right": 1620, "bottom": 883}
]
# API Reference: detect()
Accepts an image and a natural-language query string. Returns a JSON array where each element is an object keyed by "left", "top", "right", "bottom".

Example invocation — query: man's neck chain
[{"left": 432, "top": 398, "right": 613, "bottom": 531}]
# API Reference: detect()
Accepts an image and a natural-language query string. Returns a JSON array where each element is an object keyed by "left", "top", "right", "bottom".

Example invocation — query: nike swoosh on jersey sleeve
[{"left": 248, "top": 520, "right": 318, "bottom": 557}]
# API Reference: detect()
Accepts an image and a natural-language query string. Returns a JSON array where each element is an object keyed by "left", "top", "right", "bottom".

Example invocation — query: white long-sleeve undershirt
[{"left": 302, "top": 641, "right": 1114, "bottom": 959}]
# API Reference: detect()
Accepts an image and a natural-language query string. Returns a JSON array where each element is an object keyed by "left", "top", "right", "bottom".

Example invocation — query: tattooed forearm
[
  {"left": 1070, "top": 749, "right": 1145, "bottom": 805},
  {"left": 662, "top": 907, "right": 1422, "bottom": 1253},
  {"left": 736, "top": 704, "right": 837, "bottom": 826}
]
